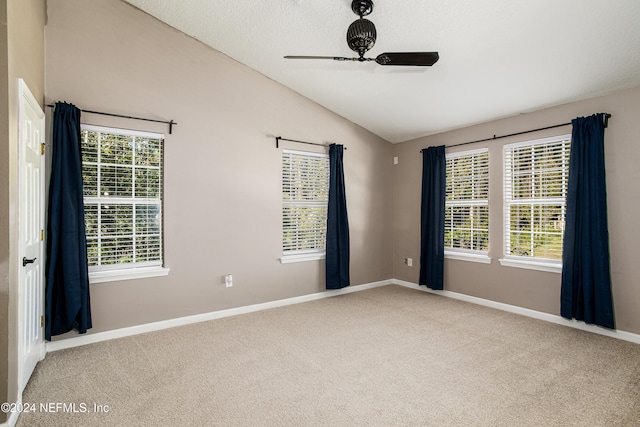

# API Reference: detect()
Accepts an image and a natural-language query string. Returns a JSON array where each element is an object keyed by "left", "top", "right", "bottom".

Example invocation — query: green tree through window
[
  {"left": 504, "top": 135, "right": 570, "bottom": 261},
  {"left": 282, "top": 149, "right": 329, "bottom": 259},
  {"left": 445, "top": 149, "right": 489, "bottom": 253},
  {"left": 81, "top": 125, "right": 164, "bottom": 271}
]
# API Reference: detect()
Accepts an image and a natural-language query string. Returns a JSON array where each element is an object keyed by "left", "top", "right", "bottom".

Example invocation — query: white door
[{"left": 18, "top": 79, "right": 46, "bottom": 393}]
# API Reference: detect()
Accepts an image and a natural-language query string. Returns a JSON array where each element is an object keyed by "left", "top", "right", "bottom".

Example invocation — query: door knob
[{"left": 22, "top": 257, "right": 36, "bottom": 267}]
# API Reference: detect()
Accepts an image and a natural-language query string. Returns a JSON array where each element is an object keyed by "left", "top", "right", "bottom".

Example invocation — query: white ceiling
[{"left": 124, "top": 0, "right": 640, "bottom": 143}]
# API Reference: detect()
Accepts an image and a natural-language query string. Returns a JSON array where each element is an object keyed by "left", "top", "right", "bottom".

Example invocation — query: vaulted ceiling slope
[{"left": 124, "top": 0, "right": 640, "bottom": 143}]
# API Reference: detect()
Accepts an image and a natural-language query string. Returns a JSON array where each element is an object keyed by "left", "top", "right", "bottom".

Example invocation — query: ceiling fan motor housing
[{"left": 347, "top": 18, "right": 377, "bottom": 57}]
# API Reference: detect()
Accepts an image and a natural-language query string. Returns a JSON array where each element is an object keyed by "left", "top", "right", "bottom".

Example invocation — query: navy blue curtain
[
  {"left": 45, "top": 102, "right": 92, "bottom": 340},
  {"left": 419, "top": 146, "right": 446, "bottom": 290},
  {"left": 560, "top": 113, "right": 614, "bottom": 329},
  {"left": 326, "top": 144, "right": 350, "bottom": 289}
]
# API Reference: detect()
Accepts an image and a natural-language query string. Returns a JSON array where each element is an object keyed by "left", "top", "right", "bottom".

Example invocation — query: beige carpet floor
[{"left": 16, "top": 285, "right": 640, "bottom": 426}]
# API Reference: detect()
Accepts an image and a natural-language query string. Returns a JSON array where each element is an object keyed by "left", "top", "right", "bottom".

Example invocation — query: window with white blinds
[
  {"left": 445, "top": 148, "right": 489, "bottom": 253},
  {"left": 282, "top": 149, "right": 329, "bottom": 260},
  {"left": 81, "top": 124, "right": 164, "bottom": 272},
  {"left": 503, "top": 134, "right": 570, "bottom": 261}
]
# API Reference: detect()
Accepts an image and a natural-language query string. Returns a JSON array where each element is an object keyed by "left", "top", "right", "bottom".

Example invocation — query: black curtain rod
[
  {"left": 47, "top": 104, "right": 177, "bottom": 134},
  {"left": 421, "top": 113, "right": 611, "bottom": 152},
  {"left": 275, "top": 136, "right": 346, "bottom": 149}
]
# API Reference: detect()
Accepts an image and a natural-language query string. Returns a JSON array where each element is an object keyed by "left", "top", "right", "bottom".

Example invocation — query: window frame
[
  {"left": 499, "top": 134, "right": 571, "bottom": 273},
  {"left": 80, "top": 124, "right": 169, "bottom": 283},
  {"left": 444, "top": 148, "right": 491, "bottom": 264},
  {"left": 281, "top": 148, "right": 330, "bottom": 264}
]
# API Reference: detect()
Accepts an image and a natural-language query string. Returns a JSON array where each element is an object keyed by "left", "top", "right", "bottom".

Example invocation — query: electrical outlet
[
  {"left": 225, "top": 274, "right": 233, "bottom": 288},
  {"left": 407, "top": 258, "right": 413, "bottom": 267}
]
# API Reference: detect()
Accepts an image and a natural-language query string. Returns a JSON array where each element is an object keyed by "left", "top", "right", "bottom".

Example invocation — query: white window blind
[
  {"left": 445, "top": 148, "right": 489, "bottom": 253},
  {"left": 282, "top": 149, "right": 329, "bottom": 257},
  {"left": 81, "top": 124, "right": 164, "bottom": 272},
  {"left": 504, "top": 135, "right": 570, "bottom": 261}
]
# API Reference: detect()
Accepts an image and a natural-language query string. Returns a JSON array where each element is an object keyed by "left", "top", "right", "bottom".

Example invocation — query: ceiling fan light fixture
[{"left": 347, "top": 18, "right": 377, "bottom": 57}]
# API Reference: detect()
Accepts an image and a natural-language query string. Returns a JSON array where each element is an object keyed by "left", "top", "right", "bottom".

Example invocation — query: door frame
[{"left": 17, "top": 78, "right": 46, "bottom": 394}]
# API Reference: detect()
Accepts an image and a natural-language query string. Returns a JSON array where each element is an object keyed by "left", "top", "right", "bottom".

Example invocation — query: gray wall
[
  {"left": 38, "top": 0, "right": 640, "bottom": 349},
  {"left": 0, "top": 1, "right": 9, "bottom": 415},
  {"left": 392, "top": 86, "right": 640, "bottom": 334},
  {"left": 0, "top": 1, "right": 9, "bottom": 417},
  {"left": 0, "top": 0, "right": 45, "bottom": 419},
  {"left": 45, "top": 0, "right": 394, "bottom": 337}
]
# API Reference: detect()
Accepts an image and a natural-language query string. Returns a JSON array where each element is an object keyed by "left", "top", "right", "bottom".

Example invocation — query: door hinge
[
  {"left": 40, "top": 143, "right": 45, "bottom": 155},
  {"left": 40, "top": 315, "right": 44, "bottom": 328},
  {"left": 40, "top": 229, "right": 44, "bottom": 241}
]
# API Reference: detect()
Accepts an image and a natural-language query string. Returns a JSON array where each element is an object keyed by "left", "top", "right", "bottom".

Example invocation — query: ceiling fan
[{"left": 284, "top": 0, "right": 439, "bottom": 67}]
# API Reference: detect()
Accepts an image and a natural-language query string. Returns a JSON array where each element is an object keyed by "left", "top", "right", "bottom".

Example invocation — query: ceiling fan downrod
[{"left": 351, "top": 0, "right": 374, "bottom": 18}]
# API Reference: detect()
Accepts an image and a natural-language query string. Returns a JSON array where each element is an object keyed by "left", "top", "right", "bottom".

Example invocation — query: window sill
[
  {"left": 498, "top": 258, "right": 562, "bottom": 273},
  {"left": 445, "top": 251, "right": 491, "bottom": 264},
  {"left": 89, "top": 266, "right": 171, "bottom": 284},
  {"left": 280, "top": 253, "right": 325, "bottom": 264}
]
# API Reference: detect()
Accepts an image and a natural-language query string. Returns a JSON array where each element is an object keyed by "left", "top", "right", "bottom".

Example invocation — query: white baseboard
[
  {"left": 1, "top": 397, "right": 20, "bottom": 427},
  {"left": 44, "top": 277, "right": 640, "bottom": 353},
  {"left": 394, "top": 279, "right": 640, "bottom": 345},
  {"left": 45, "top": 279, "right": 394, "bottom": 353}
]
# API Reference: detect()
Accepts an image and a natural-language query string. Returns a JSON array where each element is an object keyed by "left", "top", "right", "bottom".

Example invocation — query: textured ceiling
[{"left": 124, "top": 0, "right": 640, "bottom": 143}]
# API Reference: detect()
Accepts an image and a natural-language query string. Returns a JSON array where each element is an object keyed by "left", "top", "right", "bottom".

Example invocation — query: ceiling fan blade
[
  {"left": 375, "top": 52, "right": 439, "bottom": 66},
  {"left": 284, "top": 55, "right": 357, "bottom": 61}
]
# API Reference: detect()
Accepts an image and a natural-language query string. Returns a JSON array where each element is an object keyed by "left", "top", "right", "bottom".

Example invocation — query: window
[
  {"left": 445, "top": 148, "right": 490, "bottom": 262},
  {"left": 502, "top": 134, "right": 570, "bottom": 272},
  {"left": 81, "top": 124, "right": 168, "bottom": 283},
  {"left": 281, "top": 149, "right": 330, "bottom": 263}
]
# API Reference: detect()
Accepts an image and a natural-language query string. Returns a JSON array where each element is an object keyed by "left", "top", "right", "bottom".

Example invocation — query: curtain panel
[
  {"left": 326, "top": 144, "right": 350, "bottom": 289},
  {"left": 45, "top": 102, "right": 92, "bottom": 340},
  {"left": 560, "top": 113, "right": 615, "bottom": 329},
  {"left": 419, "top": 145, "right": 446, "bottom": 290}
]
